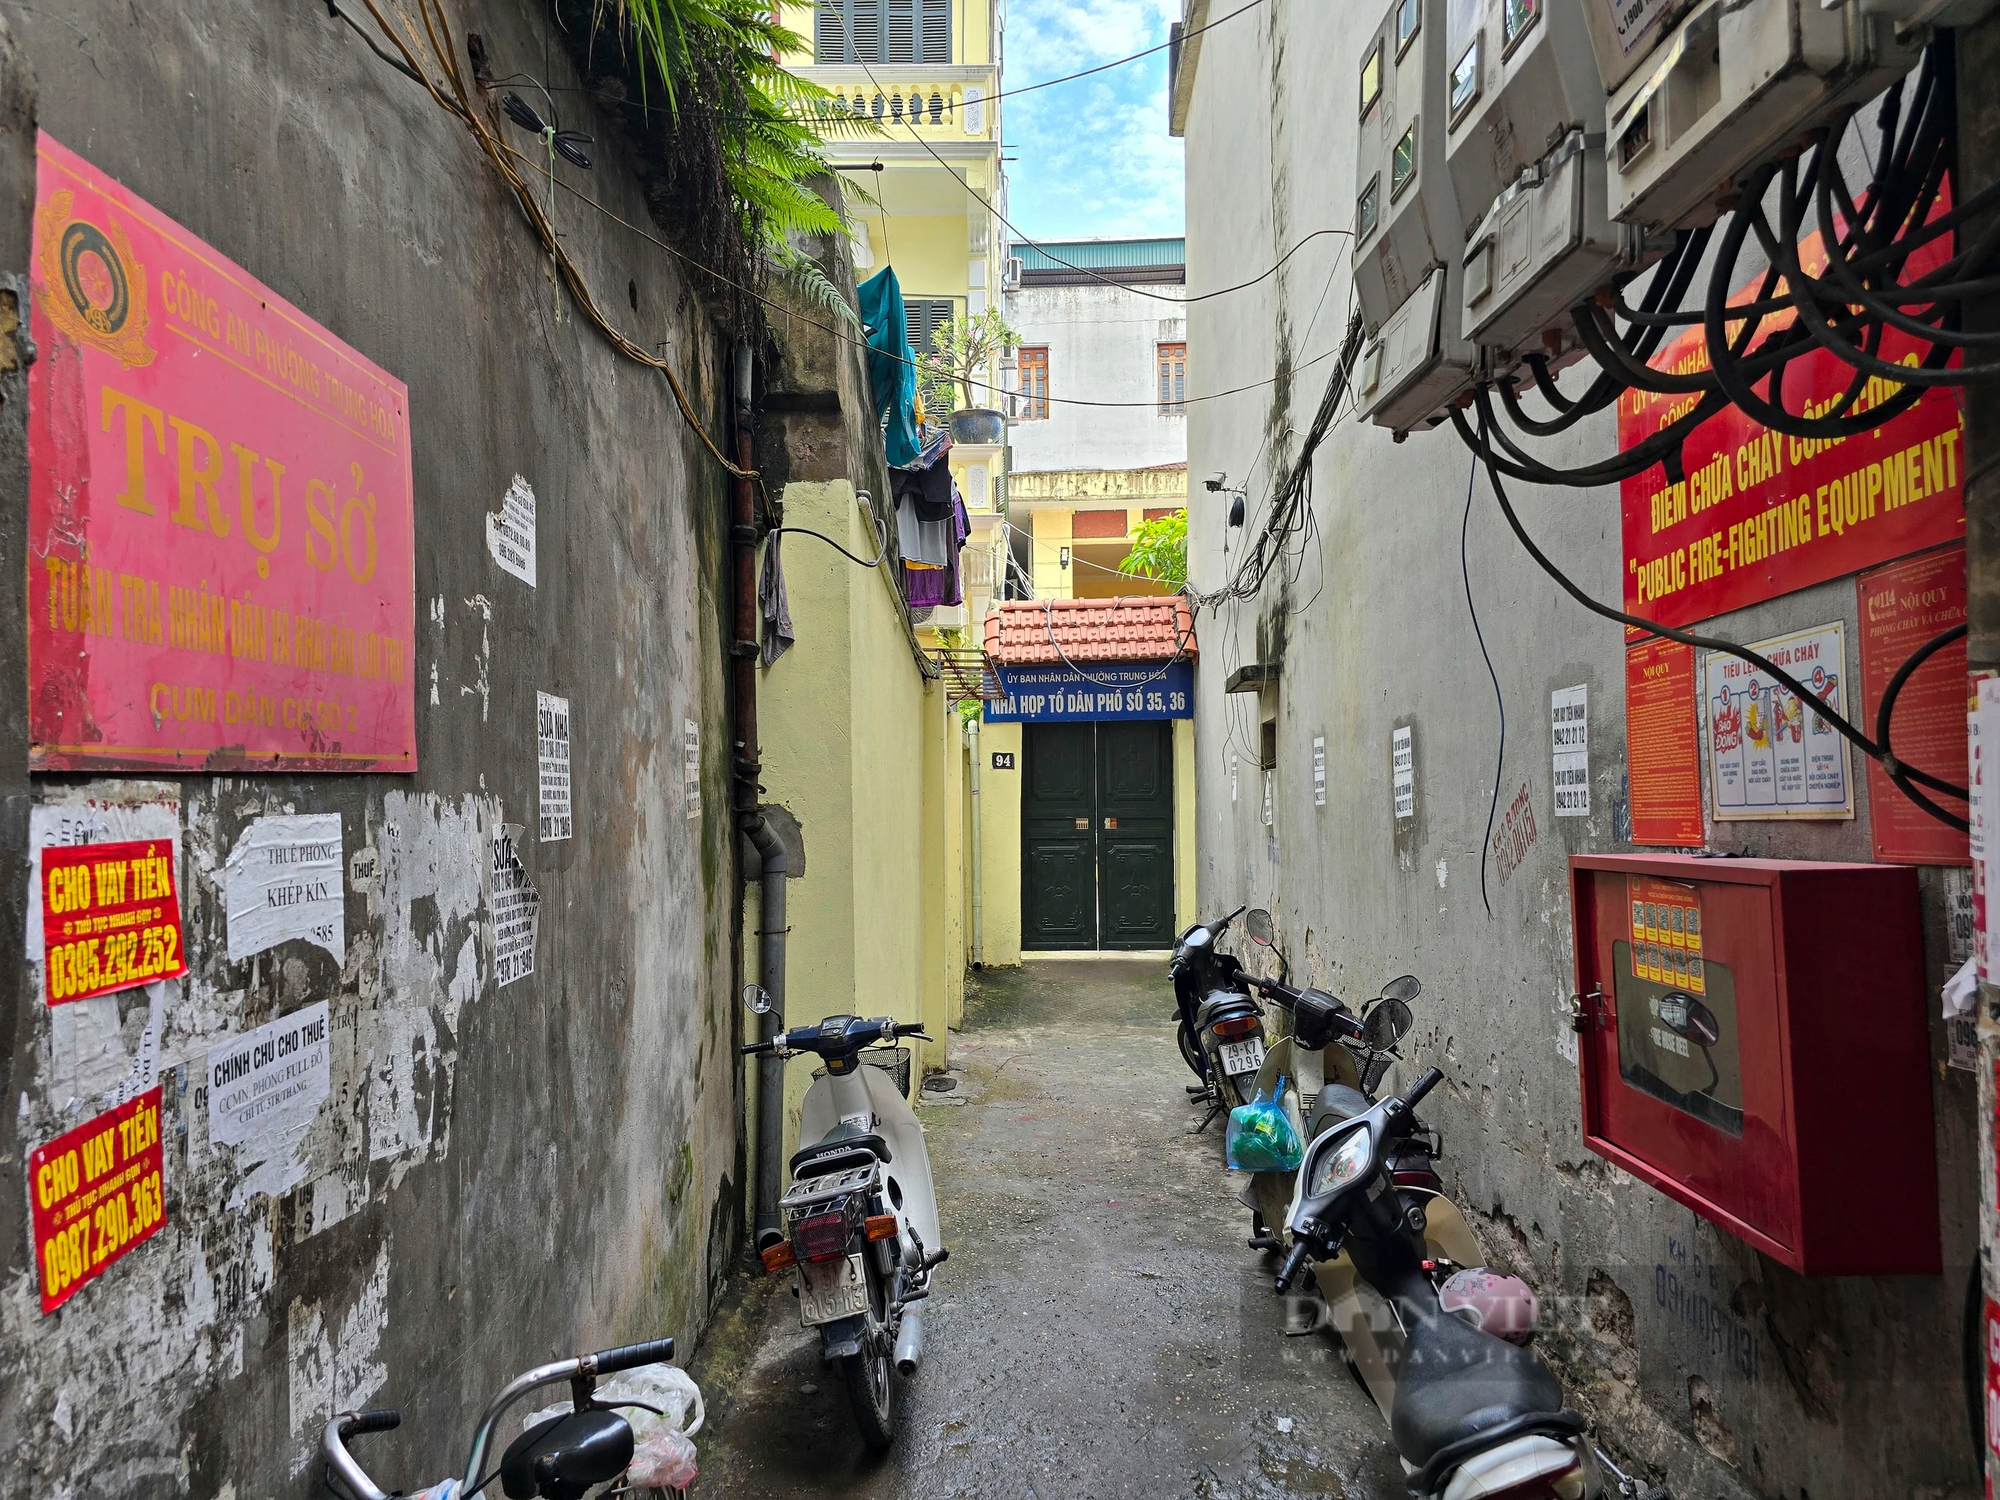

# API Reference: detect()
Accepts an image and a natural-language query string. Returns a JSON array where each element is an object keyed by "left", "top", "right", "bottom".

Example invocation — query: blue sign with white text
[{"left": 983, "top": 661, "right": 1194, "bottom": 723}]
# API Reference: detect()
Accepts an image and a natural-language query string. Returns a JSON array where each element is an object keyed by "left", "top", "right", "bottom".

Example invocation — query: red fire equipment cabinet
[{"left": 1568, "top": 854, "right": 1937, "bottom": 1276}]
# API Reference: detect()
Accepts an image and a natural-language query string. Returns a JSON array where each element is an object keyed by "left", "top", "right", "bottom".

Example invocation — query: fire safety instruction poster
[{"left": 1703, "top": 622, "right": 1853, "bottom": 820}]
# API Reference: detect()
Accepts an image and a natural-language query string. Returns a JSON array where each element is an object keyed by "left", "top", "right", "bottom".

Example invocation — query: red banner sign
[
  {"left": 40, "top": 838, "right": 187, "bottom": 1005},
  {"left": 1619, "top": 228, "right": 1965, "bottom": 631},
  {"left": 1857, "top": 546, "right": 1969, "bottom": 865},
  {"left": 27, "top": 134, "right": 415, "bottom": 771},
  {"left": 30, "top": 1088, "right": 166, "bottom": 1314}
]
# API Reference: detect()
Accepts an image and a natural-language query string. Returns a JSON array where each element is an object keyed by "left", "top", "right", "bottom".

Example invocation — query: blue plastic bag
[{"left": 1226, "top": 1076, "right": 1303, "bottom": 1172}]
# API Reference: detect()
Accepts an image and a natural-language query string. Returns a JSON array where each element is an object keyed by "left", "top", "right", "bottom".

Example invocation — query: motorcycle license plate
[
  {"left": 1220, "top": 1037, "right": 1265, "bottom": 1076},
  {"left": 798, "top": 1253, "right": 868, "bottom": 1326}
]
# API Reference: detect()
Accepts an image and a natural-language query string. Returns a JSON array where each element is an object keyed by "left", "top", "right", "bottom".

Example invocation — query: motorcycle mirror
[
  {"left": 1378, "top": 974, "right": 1421, "bottom": 1006},
  {"left": 1245, "top": 909, "right": 1275, "bottom": 947},
  {"left": 1361, "top": 997, "right": 1413, "bottom": 1051},
  {"left": 1657, "top": 991, "right": 1720, "bottom": 1047},
  {"left": 742, "top": 983, "right": 774, "bottom": 1016}
]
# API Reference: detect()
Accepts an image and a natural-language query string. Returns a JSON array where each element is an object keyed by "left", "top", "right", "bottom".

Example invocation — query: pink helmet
[{"left": 1439, "top": 1268, "right": 1539, "bottom": 1346}]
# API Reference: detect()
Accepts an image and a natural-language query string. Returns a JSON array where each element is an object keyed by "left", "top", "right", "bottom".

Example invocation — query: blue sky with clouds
[{"left": 1001, "top": 0, "right": 1185, "bottom": 241}]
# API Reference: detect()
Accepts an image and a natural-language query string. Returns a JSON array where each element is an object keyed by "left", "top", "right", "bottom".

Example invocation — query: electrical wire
[
  {"left": 1460, "top": 450, "right": 1505, "bottom": 918},
  {"left": 1457, "top": 407, "right": 1969, "bottom": 830},
  {"left": 818, "top": 0, "right": 1348, "bottom": 310}
]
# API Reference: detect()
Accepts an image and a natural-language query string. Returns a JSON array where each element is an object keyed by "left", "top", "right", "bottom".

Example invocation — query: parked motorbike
[
  {"left": 1169, "top": 905, "right": 1275, "bottom": 1131},
  {"left": 742, "top": 987, "right": 947, "bottom": 1453},
  {"left": 321, "top": 1336, "right": 684, "bottom": 1500}
]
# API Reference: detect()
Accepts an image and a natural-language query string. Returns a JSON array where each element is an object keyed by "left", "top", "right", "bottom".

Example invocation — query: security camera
[{"left": 1204, "top": 473, "right": 1227, "bottom": 493}]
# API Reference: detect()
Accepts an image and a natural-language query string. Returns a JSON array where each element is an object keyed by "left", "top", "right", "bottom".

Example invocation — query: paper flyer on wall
[{"left": 1703, "top": 622, "right": 1853, "bottom": 821}]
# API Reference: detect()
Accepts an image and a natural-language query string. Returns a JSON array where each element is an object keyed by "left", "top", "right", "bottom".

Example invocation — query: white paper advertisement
[
  {"left": 684, "top": 717, "right": 701, "bottom": 823},
  {"left": 1972, "top": 673, "right": 2000, "bottom": 982},
  {"left": 539, "top": 692, "right": 573, "bottom": 842},
  {"left": 492, "top": 824, "right": 540, "bottom": 988},
  {"left": 1392, "top": 726, "right": 1415, "bottom": 820},
  {"left": 1552, "top": 685, "right": 1590, "bottom": 818},
  {"left": 1703, "top": 623, "right": 1853, "bottom": 821},
  {"left": 487, "top": 474, "right": 537, "bottom": 587},
  {"left": 223, "top": 814, "right": 345, "bottom": 963},
  {"left": 207, "top": 1000, "right": 331, "bottom": 1204}
]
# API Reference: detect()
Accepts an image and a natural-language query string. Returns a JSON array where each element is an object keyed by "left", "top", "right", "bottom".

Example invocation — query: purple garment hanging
[{"left": 903, "top": 486, "right": 971, "bottom": 609}]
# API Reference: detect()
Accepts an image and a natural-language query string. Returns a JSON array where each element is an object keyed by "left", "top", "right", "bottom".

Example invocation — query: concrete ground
[{"left": 689, "top": 958, "right": 1406, "bottom": 1499}]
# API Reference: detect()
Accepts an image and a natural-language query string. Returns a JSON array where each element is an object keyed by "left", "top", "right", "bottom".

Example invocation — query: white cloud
[{"left": 1001, "top": 0, "right": 1186, "bottom": 239}]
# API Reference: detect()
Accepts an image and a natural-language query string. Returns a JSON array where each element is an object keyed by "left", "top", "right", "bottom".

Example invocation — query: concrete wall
[
  {"left": 1005, "top": 280, "right": 1188, "bottom": 474},
  {"left": 0, "top": 3, "right": 745, "bottom": 1493},
  {"left": 1182, "top": 7, "right": 1976, "bottom": 1498}
]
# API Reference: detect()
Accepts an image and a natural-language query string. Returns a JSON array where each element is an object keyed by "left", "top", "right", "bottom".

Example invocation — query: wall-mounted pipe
[
  {"left": 729, "top": 338, "right": 790, "bottom": 1249},
  {"left": 966, "top": 716, "right": 984, "bottom": 968}
]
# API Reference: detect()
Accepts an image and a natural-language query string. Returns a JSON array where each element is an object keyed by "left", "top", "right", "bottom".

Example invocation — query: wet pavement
[{"left": 690, "top": 959, "right": 1406, "bottom": 1499}]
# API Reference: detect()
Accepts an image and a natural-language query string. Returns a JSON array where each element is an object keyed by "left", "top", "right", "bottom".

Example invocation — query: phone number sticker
[
  {"left": 30, "top": 1087, "right": 167, "bottom": 1314},
  {"left": 40, "top": 839, "right": 187, "bottom": 1005}
]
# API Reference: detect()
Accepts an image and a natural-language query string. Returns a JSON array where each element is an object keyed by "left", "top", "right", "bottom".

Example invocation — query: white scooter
[{"left": 742, "top": 989, "right": 947, "bottom": 1453}]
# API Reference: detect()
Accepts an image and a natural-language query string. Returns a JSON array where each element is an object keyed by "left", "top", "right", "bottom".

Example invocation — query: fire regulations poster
[
  {"left": 1618, "top": 212, "right": 1965, "bottom": 631},
  {"left": 26, "top": 133, "right": 415, "bottom": 772},
  {"left": 1856, "top": 545, "right": 1969, "bottom": 864},
  {"left": 1703, "top": 622, "right": 1853, "bottom": 821}
]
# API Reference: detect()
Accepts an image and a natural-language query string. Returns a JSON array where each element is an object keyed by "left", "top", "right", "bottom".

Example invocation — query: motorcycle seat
[
  {"left": 790, "top": 1122, "right": 891, "bottom": 1177},
  {"left": 1388, "top": 1299, "right": 1567, "bottom": 1467}
]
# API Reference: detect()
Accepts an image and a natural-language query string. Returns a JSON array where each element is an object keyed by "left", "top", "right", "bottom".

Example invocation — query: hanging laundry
[
  {"left": 891, "top": 447, "right": 955, "bottom": 523},
  {"left": 897, "top": 485, "right": 954, "bottom": 569},
  {"left": 857, "top": 267, "right": 921, "bottom": 468},
  {"left": 903, "top": 484, "right": 972, "bottom": 609},
  {"left": 759, "top": 531, "right": 794, "bottom": 665}
]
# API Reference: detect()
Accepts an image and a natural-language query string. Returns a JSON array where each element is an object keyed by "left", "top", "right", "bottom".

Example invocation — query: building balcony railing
[{"left": 798, "top": 67, "right": 995, "bottom": 139}]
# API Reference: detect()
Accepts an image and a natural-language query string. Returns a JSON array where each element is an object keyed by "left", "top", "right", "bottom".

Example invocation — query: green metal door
[
  {"left": 1021, "top": 723, "right": 1097, "bottom": 949},
  {"left": 1021, "top": 720, "right": 1175, "bottom": 950},
  {"left": 1097, "top": 721, "right": 1176, "bottom": 949}
]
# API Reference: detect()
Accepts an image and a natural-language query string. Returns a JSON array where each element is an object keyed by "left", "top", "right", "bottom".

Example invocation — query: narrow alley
[{"left": 695, "top": 960, "right": 1406, "bottom": 1500}]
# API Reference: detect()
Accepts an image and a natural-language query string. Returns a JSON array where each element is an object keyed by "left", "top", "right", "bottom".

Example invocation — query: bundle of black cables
[{"left": 1449, "top": 33, "right": 1990, "bottom": 832}]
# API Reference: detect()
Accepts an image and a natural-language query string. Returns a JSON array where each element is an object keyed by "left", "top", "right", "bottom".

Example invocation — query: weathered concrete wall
[
  {"left": 1182, "top": 6, "right": 1977, "bottom": 1497},
  {"left": 0, "top": 3, "right": 744, "bottom": 1493}
]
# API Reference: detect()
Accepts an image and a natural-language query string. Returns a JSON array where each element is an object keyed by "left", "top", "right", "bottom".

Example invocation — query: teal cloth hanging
[{"left": 857, "top": 267, "right": 921, "bottom": 468}]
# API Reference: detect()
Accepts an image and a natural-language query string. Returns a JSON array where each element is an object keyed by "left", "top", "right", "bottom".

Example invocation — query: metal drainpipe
[
  {"left": 967, "top": 715, "right": 984, "bottom": 967},
  {"left": 730, "top": 339, "right": 789, "bottom": 1250}
]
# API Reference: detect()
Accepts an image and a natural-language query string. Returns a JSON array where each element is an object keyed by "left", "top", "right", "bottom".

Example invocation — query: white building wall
[{"left": 1004, "top": 280, "right": 1187, "bottom": 474}]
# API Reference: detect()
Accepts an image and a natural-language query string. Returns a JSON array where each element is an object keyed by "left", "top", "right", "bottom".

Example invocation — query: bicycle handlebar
[
  {"left": 588, "top": 1336, "right": 676, "bottom": 1375},
  {"left": 323, "top": 1409, "right": 401, "bottom": 1500}
]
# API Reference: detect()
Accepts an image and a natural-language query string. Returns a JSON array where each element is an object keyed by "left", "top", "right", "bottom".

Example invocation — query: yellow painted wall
[
  {"left": 1030, "top": 510, "right": 1074, "bottom": 599},
  {"left": 751, "top": 478, "right": 955, "bottom": 1163},
  {"left": 975, "top": 718, "right": 1023, "bottom": 965}
]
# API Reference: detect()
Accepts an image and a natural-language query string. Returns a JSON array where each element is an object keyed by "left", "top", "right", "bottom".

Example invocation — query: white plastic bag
[
  {"left": 410, "top": 1483, "right": 459, "bottom": 1500},
  {"left": 627, "top": 1425, "right": 699, "bottom": 1489},
  {"left": 519, "top": 1364, "right": 704, "bottom": 1490}
]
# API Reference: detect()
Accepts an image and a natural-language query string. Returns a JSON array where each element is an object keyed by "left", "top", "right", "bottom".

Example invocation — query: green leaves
[
  {"left": 1118, "top": 509, "right": 1188, "bottom": 588},
  {"left": 915, "top": 307, "right": 1022, "bottom": 412}
]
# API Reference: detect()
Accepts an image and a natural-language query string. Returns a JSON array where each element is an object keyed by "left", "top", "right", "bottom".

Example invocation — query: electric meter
[
  {"left": 1605, "top": 0, "right": 1923, "bottom": 233},
  {"left": 1857, "top": 0, "right": 2000, "bottom": 28},
  {"left": 1353, "top": 0, "right": 1480, "bottom": 432},
  {"left": 1580, "top": 0, "right": 1686, "bottom": 93},
  {"left": 1444, "top": 0, "right": 1657, "bottom": 367}
]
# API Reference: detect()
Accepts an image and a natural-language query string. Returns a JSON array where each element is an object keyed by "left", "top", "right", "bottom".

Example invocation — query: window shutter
[
  {"left": 905, "top": 299, "right": 953, "bottom": 355},
  {"left": 887, "top": 0, "right": 916, "bottom": 62},
  {"left": 814, "top": 0, "right": 844, "bottom": 61},
  {"left": 919, "top": 0, "right": 951, "bottom": 63},
  {"left": 852, "top": 0, "right": 881, "bottom": 63}
]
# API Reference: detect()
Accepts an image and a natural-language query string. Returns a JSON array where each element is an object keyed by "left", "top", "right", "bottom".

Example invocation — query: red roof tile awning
[{"left": 984, "top": 598, "right": 1197, "bottom": 666}]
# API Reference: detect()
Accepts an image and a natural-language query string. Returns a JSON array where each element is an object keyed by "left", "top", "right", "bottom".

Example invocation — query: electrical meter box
[
  {"left": 1443, "top": 0, "right": 1649, "bottom": 364},
  {"left": 1353, "top": 0, "right": 1479, "bottom": 432},
  {"left": 1580, "top": 0, "right": 1685, "bottom": 94},
  {"left": 1605, "top": 0, "right": 1922, "bottom": 233},
  {"left": 1569, "top": 854, "right": 1938, "bottom": 1276}
]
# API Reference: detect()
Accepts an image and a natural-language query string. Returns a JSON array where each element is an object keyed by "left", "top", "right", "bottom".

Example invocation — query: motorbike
[
  {"left": 321, "top": 1336, "right": 683, "bottom": 1500},
  {"left": 742, "top": 986, "right": 947, "bottom": 1453},
  {"left": 1168, "top": 904, "right": 1269, "bottom": 1130}
]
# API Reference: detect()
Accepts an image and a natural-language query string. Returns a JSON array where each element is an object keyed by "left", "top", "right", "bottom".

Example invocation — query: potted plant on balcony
[{"left": 917, "top": 307, "right": 1019, "bottom": 445}]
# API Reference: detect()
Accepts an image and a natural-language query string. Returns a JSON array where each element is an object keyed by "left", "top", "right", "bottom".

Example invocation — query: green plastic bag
[{"left": 1226, "top": 1076, "right": 1303, "bottom": 1172}]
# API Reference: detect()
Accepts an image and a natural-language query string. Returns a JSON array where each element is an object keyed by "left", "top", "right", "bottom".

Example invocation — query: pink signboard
[{"left": 28, "top": 133, "right": 415, "bottom": 772}]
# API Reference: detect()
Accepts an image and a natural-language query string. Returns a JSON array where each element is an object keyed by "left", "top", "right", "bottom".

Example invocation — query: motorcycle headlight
[{"left": 1308, "top": 1127, "right": 1373, "bottom": 1196}]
